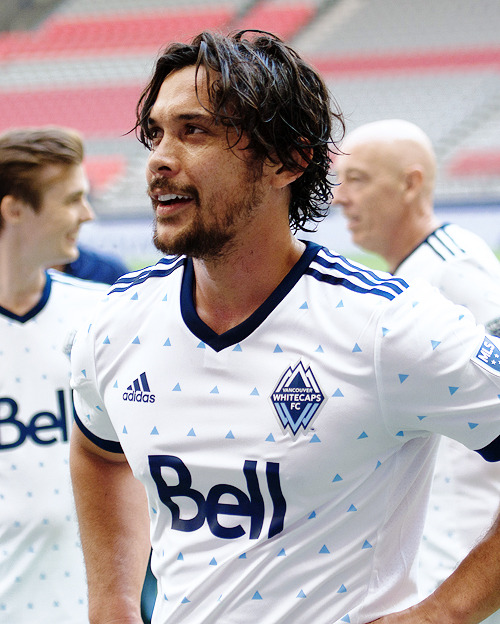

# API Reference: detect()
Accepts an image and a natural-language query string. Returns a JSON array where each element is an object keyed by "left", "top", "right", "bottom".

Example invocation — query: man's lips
[{"left": 152, "top": 192, "right": 194, "bottom": 216}]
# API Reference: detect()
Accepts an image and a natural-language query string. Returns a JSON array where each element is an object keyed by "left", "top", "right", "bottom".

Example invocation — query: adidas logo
[{"left": 122, "top": 372, "right": 155, "bottom": 403}]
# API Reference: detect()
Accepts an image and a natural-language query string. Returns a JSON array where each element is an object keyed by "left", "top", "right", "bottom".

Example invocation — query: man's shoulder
[
  {"left": 309, "top": 246, "right": 410, "bottom": 303},
  {"left": 48, "top": 269, "right": 108, "bottom": 292},
  {"left": 106, "top": 255, "right": 185, "bottom": 298},
  {"left": 418, "top": 223, "right": 497, "bottom": 267},
  {"left": 47, "top": 270, "right": 108, "bottom": 319}
]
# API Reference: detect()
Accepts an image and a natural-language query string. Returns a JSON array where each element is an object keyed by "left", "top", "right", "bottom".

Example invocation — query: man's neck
[
  {"left": 0, "top": 251, "right": 47, "bottom": 316},
  {"left": 192, "top": 234, "right": 306, "bottom": 335},
  {"left": 386, "top": 216, "right": 440, "bottom": 274}
]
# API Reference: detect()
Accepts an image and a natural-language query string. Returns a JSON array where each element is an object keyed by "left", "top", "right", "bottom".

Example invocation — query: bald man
[{"left": 335, "top": 119, "right": 500, "bottom": 621}]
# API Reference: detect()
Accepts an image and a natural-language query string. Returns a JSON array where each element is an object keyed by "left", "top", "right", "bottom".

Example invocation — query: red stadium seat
[
  {"left": 447, "top": 150, "right": 500, "bottom": 177},
  {"left": 0, "top": 8, "right": 234, "bottom": 59},
  {"left": 84, "top": 154, "right": 126, "bottom": 193}
]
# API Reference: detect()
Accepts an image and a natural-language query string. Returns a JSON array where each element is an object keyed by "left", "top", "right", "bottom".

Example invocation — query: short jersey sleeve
[
  {"left": 438, "top": 259, "right": 500, "bottom": 330},
  {"left": 70, "top": 314, "right": 123, "bottom": 453},
  {"left": 374, "top": 281, "right": 500, "bottom": 454}
]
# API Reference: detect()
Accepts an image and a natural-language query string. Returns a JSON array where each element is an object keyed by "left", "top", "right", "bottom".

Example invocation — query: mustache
[{"left": 147, "top": 177, "right": 199, "bottom": 203}]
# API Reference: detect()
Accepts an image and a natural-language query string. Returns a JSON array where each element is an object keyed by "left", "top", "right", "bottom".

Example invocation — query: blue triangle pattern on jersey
[
  {"left": 132, "top": 336, "right": 140, "bottom": 344},
  {"left": 431, "top": 340, "right": 441, "bottom": 350},
  {"left": 337, "top": 584, "right": 347, "bottom": 593},
  {"left": 362, "top": 540, "right": 372, "bottom": 549},
  {"left": 163, "top": 338, "right": 171, "bottom": 346},
  {"left": 310, "top": 434, "right": 321, "bottom": 443},
  {"left": 398, "top": 374, "right": 408, "bottom": 383},
  {"left": 316, "top": 345, "right": 324, "bottom": 352},
  {"left": 336, "top": 300, "right": 344, "bottom": 308},
  {"left": 332, "top": 388, "right": 344, "bottom": 397},
  {"left": 297, "top": 590, "right": 306, "bottom": 598},
  {"left": 277, "top": 548, "right": 286, "bottom": 557},
  {"left": 319, "top": 545, "right": 330, "bottom": 554},
  {"left": 252, "top": 591, "right": 262, "bottom": 600},
  {"left": 449, "top": 386, "right": 459, "bottom": 395},
  {"left": 341, "top": 615, "right": 351, "bottom": 622},
  {"left": 332, "top": 474, "right": 343, "bottom": 482},
  {"left": 357, "top": 431, "right": 368, "bottom": 439},
  {"left": 103, "top": 336, "right": 110, "bottom": 344},
  {"left": 250, "top": 387, "right": 259, "bottom": 395},
  {"left": 209, "top": 558, "right": 217, "bottom": 566},
  {"left": 382, "top": 327, "right": 390, "bottom": 336},
  {"left": 266, "top": 433, "right": 275, "bottom": 442},
  {"left": 197, "top": 341, "right": 206, "bottom": 349},
  {"left": 352, "top": 343, "right": 362, "bottom": 352},
  {"left": 151, "top": 427, "right": 159, "bottom": 435},
  {"left": 468, "top": 422, "right": 479, "bottom": 429},
  {"left": 131, "top": 292, "right": 138, "bottom": 300},
  {"left": 347, "top": 504, "right": 357, "bottom": 512},
  {"left": 226, "top": 430, "right": 234, "bottom": 439},
  {"left": 300, "top": 302, "right": 308, "bottom": 309},
  {"left": 233, "top": 344, "right": 242, "bottom": 351},
  {"left": 274, "top": 344, "right": 283, "bottom": 353},
  {"left": 308, "top": 511, "right": 316, "bottom": 519},
  {"left": 187, "top": 428, "right": 196, "bottom": 437},
  {"left": 172, "top": 383, "right": 181, "bottom": 391},
  {"left": 210, "top": 386, "right": 219, "bottom": 394}
]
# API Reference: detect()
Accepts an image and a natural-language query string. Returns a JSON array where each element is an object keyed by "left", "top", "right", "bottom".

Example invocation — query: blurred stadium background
[{"left": 1, "top": 0, "right": 499, "bottom": 269}]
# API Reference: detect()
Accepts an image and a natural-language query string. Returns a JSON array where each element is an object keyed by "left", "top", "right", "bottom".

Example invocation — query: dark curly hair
[{"left": 136, "top": 30, "right": 345, "bottom": 232}]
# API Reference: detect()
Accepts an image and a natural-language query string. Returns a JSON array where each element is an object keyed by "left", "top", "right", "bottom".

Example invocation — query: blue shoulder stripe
[
  {"left": 308, "top": 250, "right": 409, "bottom": 300},
  {"left": 109, "top": 256, "right": 185, "bottom": 294}
]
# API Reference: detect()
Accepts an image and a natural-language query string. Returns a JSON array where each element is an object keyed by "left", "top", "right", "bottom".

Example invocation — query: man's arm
[
  {"left": 70, "top": 425, "right": 151, "bottom": 624},
  {"left": 372, "top": 509, "right": 500, "bottom": 624}
]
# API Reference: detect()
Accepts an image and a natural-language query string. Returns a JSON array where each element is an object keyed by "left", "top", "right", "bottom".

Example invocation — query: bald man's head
[
  {"left": 341, "top": 119, "right": 436, "bottom": 196},
  {"left": 333, "top": 119, "right": 439, "bottom": 271}
]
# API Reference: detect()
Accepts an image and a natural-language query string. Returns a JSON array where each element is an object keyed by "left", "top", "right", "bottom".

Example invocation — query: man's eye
[{"left": 185, "top": 125, "right": 204, "bottom": 135}]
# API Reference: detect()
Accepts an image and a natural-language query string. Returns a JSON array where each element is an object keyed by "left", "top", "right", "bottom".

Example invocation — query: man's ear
[
  {"left": 402, "top": 166, "right": 424, "bottom": 202},
  {"left": 268, "top": 146, "right": 313, "bottom": 190},
  {"left": 0, "top": 195, "right": 30, "bottom": 225}
]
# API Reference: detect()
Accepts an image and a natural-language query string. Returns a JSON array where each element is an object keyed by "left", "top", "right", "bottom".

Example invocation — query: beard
[{"left": 150, "top": 175, "right": 264, "bottom": 261}]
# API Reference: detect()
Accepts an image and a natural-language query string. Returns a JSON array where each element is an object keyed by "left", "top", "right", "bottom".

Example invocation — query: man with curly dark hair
[{"left": 70, "top": 31, "right": 500, "bottom": 624}]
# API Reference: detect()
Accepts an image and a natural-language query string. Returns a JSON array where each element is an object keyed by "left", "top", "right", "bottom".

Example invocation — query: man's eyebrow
[{"left": 147, "top": 112, "right": 215, "bottom": 127}]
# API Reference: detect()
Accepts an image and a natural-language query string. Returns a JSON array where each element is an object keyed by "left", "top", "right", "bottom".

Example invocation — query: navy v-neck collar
[
  {"left": 0, "top": 272, "right": 52, "bottom": 323},
  {"left": 180, "top": 241, "right": 322, "bottom": 352}
]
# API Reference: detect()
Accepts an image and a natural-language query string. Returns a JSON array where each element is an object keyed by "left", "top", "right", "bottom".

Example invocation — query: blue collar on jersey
[
  {"left": 180, "top": 240, "right": 323, "bottom": 352},
  {"left": 0, "top": 271, "right": 52, "bottom": 323}
]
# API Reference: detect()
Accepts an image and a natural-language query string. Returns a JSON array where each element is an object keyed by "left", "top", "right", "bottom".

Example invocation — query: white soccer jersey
[
  {"left": 71, "top": 241, "right": 500, "bottom": 624},
  {"left": 395, "top": 223, "right": 500, "bottom": 619},
  {"left": 0, "top": 270, "right": 105, "bottom": 624},
  {"left": 396, "top": 223, "right": 500, "bottom": 331}
]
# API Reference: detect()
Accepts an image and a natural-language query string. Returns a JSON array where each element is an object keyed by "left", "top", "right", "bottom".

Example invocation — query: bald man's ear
[{"left": 402, "top": 166, "right": 425, "bottom": 202}]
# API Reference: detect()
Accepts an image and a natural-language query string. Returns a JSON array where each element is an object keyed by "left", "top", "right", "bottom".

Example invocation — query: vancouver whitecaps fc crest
[{"left": 270, "top": 361, "right": 326, "bottom": 435}]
